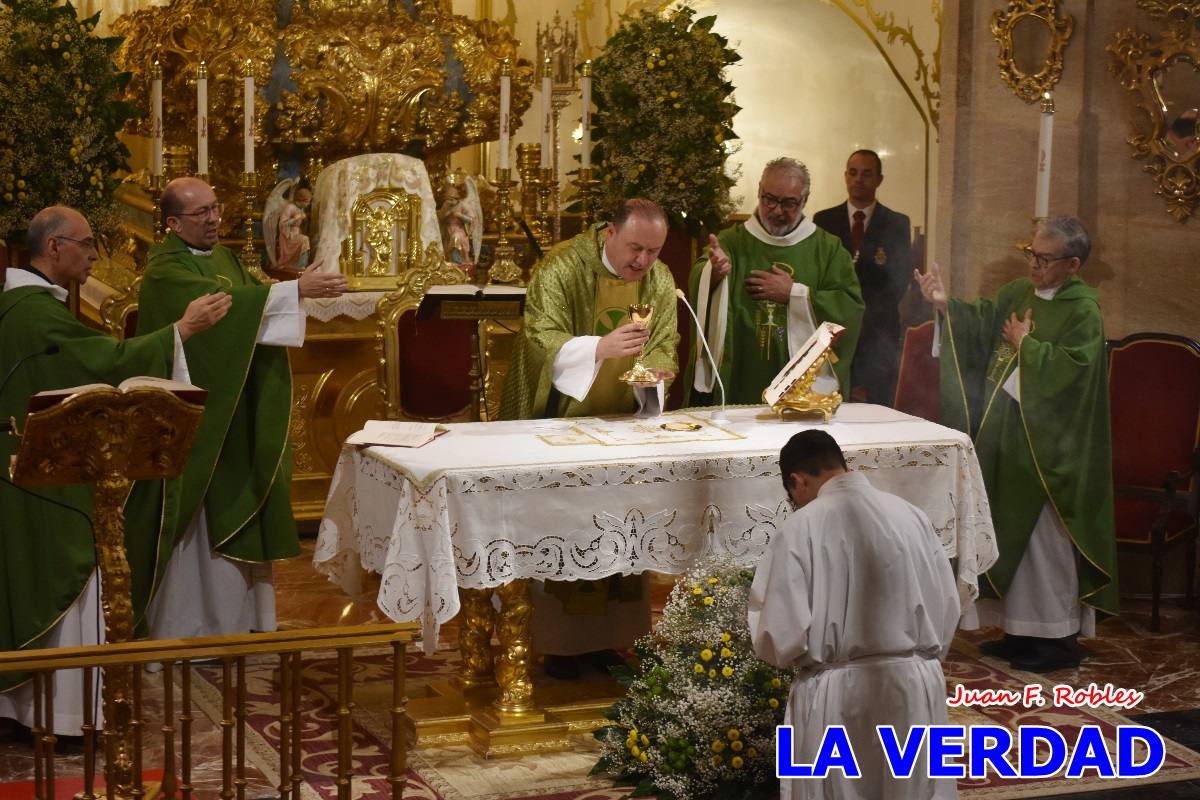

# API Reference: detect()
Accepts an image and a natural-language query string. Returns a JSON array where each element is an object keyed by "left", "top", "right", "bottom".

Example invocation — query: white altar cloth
[{"left": 315, "top": 405, "right": 998, "bottom": 651}]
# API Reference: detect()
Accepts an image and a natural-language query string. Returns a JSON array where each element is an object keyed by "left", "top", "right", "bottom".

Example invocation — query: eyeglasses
[
  {"left": 175, "top": 202, "right": 223, "bottom": 220},
  {"left": 53, "top": 235, "right": 98, "bottom": 252},
  {"left": 1022, "top": 246, "right": 1069, "bottom": 269},
  {"left": 759, "top": 192, "right": 804, "bottom": 212}
]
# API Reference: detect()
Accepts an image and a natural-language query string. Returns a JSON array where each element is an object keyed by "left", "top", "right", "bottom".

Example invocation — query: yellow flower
[
  {"left": 703, "top": 596, "right": 713, "bottom": 605},
  {"left": 63, "top": 51, "right": 72, "bottom": 60},
  {"left": 29, "top": 65, "right": 38, "bottom": 74},
  {"left": 720, "top": 648, "right": 733, "bottom": 658},
  {"left": 646, "top": 60, "right": 655, "bottom": 70},
  {"left": 708, "top": 669, "right": 716, "bottom": 679},
  {"left": 731, "top": 756, "right": 744, "bottom": 769},
  {"left": 673, "top": 102, "right": 681, "bottom": 109},
  {"left": 631, "top": 745, "right": 640, "bottom": 757},
  {"left": 694, "top": 663, "right": 704, "bottom": 674},
  {"left": 640, "top": 735, "right": 649, "bottom": 747},
  {"left": 700, "top": 648, "right": 713, "bottom": 662},
  {"left": 727, "top": 728, "right": 740, "bottom": 740},
  {"left": 731, "top": 740, "right": 744, "bottom": 751},
  {"left": 721, "top": 665, "right": 733, "bottom": 678},
  {"left": 707, "top": 577, "right": 718, "bottom": 584},
  {"left": 658, "top": 59, "right": 666, "bottom": 66},
  {"left": 769, "top": 698, "right": 780, "bottom": 708},
  {"left": 720, "top": 632, "right": 731, "bottom": 643},
  {"left": 4, "top": 193, "right": 12, "bottom": 202},
  {"left": 670, "top": 91, "right": 679, "bottom": 98},
  {"left": 639, "top": 752, "right": 648, "bottom": 763},
  {"left": 51, "top": 41, "right": 59, "bottom": 49},
  {"left": 692, "top": 587, "right": 703, "bottom": 596},
  {"left": 15, "top": 180, "right": 24, "bottom": 189},
  {"left": 711, "top": 740, "right": 725, "bottom": 753},
  {"left": 711, "top": 755, "right": 722, "bottom": 766},
  {"left": 771, "top": 678, "right": 782, "bottom": 688}
]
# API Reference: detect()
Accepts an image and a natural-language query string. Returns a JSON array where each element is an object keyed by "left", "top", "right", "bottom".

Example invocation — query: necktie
[{"left": 850, "top": 209, "right": 866, "bottom": 258}]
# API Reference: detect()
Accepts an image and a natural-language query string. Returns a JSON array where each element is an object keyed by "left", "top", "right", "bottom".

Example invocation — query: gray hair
[
  {"left": 1037, "top": 216, "right": 1091, "bottom": 265},
  {"left": 26, "top": 206, "right": 77, "bottom": 259},
  {"left": 762, "top": 157, "right": 811, "bottom": 197}
]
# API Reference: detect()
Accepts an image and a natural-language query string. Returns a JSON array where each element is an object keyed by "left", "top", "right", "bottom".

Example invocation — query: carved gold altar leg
[
  {"left": 456, "top": 588, "right": 497, "bottom": 690},
  {"left": 493, "top": 580, "right": 533, "bottom": 714},
  {"left": 94, "top": 473, "right": 138, "bottom": 798}
]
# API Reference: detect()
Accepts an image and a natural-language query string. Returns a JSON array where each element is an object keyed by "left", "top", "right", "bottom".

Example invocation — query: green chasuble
[
  {"left": 686, "top": 217, "right": 863, "bottom": 405},
  {"left": 500, "top": 223, "right": 680, "bottom": 420},
  {"left": 0, "top": 284, "right": 177, "bottom": 690},
  {"left": 939, "top": 275, "right": 1117, "bottom": 619},
  {"left": 135, "top": 233, "right": 299, "bottom": 563}
]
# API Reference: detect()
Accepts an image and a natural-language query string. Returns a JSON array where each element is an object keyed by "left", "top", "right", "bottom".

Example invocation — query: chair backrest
[
  {"left": 893, "top": 320, "right": 940, "bottom": 422},
  {"left": 1108, "top": 333, "right": 1200, "bottom": 488},
  {"left": 99, "top": 277, "right": 142, "bottom": 341}
]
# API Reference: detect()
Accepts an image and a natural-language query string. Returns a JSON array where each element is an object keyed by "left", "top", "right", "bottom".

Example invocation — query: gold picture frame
[
  {"left": 990, "top": 0, "right": 1075, "bottom": 104},
  {"left": 1108, "top": 2, "right": 1200, "bottom": 222}
]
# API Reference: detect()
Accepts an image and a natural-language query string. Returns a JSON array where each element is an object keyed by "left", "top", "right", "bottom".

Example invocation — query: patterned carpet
[{"left": 184, "top": 642, "right": 1200, "bottom": 800}]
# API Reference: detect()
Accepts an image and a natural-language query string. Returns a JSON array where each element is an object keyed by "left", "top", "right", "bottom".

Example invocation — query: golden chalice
[{"left": 620, "top": 303, "right": 660, "bottom": 385}]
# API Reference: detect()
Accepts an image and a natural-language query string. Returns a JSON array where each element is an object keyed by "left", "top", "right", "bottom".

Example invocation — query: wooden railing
[{"left": 0, "top": 623, "right": 416, "bottom": 800}]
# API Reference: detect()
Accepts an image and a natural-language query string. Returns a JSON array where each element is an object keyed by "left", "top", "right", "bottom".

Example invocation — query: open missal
[
  {"left": 26, "top": 376, "right": 207, "bottom": 413},
  {"left": 345, "top": 420, "right": 447, "bottom": 448},
  {"left": 762, "top": 321, "right": 845, "bottom": 408}
]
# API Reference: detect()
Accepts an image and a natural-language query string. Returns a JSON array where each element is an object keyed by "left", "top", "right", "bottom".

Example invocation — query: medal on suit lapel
[{"left": 874, "top": 247, "right": 887, "bottom": 266}]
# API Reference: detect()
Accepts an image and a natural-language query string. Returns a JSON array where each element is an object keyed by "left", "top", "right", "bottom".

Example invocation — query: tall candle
[
  {"left": 150, "top": 61, "right": 163, "bottom": 177},
  {"left": 1035, "top": 92, "right": 1054, "bottom": 219},
  {"left": 580, "top": 60, "right": 592, "bottom": 170},
  {"left": 196, "top": 61, "right": 208, "bottom": 175},
  {"left": 540, "top": 58, "right": 552, "bottom": 169},
  {"left": 499, "top": 59, "right": 512, "bottom": 171},
  {"left": 243, "top": 60, "right": 255, "bottom": 173}
]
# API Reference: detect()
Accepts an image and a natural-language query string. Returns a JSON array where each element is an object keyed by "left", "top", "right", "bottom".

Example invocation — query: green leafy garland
[
  {"left": 590, "top": 6, "right": 740, "bottom": 236},
  {"left": 592, "top": 557, "right": 792, "bottom": 800},
  {"left": 0, "top": 0, "right": 137, "bottom": 240}
]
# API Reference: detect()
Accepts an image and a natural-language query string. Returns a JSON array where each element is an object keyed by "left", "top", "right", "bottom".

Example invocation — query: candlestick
[
  {"left": 489, "top": 167, "right": 523, "bottom": 285},
  {"left": 499, "top": 59, "right": 512, "bottom": 171},
  {"left": 196, "top": 61, "right": 208, "bottom": 176},
  {"left": 575, "top": 167, "right": 601, "bottom": 228},
  {"left": 243, "top": 59, "right": 255, "bottom": 174},
  {"left": 1035, "top": 91, "right": 1054, "bottom": 219},
  {"left": 150, "top": 61, "right": 163, "bottom": 177},
  {"left": 540, "top": 59, "right": 552, "bottom": 169},
  {"left": 240, "top": 171, "right": 271, "bottom": 284},
  {"left": 150, "top": 172, "right": 166, "bottom": 243},
  {"left": 536, "top": 166, "right": 554, "bottom": 252},
  {"left": 580, "top": 60, "right": 592, "bottom": 170}
]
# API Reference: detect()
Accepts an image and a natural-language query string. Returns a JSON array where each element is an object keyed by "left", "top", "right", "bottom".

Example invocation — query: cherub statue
[
  {"left": 263, "top": 178, "right": 311, "bottom": 271},
  {"left": 439, "top": 169, "right": 482, "bottom": 277}
]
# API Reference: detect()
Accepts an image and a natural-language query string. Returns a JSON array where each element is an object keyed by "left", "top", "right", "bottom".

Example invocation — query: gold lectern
[{"left": 10, "top": 384, "right": 205, "bottom": 799}]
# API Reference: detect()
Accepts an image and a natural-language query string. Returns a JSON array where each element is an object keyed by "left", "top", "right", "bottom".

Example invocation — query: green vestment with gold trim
[
  {"left": 686, "top": 221, "right": 863, "bottom": 405},
  {"left": 939, "top": 275, "right": 1117, "bottom": 619},
  {"left": 499, "top": 223, "right": 679, "bottom": 420},
  {"left": 0, "top": 285, "right": 177, "bottom": 690},
  {"left": 136, "top": 233, "right": 299, "bottom": 564}
]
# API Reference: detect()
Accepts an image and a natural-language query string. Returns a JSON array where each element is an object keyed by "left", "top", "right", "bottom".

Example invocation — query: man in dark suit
[{"left": 814, "top": 150, "right": 913, "bottom": 406}]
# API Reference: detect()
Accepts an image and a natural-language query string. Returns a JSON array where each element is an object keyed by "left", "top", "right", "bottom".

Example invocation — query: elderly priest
[
  {"left": 136, "top": 177, "right": 347, "bottom": 641},
  {"left": 0, "top": 206, "right": 231, "bottom": 735},
  {"left": 500, "top": 198, "right": 679, "bottom": 679}
]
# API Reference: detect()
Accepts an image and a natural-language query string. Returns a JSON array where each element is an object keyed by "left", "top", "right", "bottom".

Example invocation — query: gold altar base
[
  {"left": 772, "top": 387, "right": 843, "bottom": 422},
  {"left": 404, "top": 671, "right": 622, "bottom": 757}
]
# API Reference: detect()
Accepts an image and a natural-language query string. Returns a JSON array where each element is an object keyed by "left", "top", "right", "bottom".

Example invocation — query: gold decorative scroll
[
  {"left": 1108, "top": 5, "right": 1200, "bottom": 222},
  {"left": 990, "top": 1, "right": 1074, "bottom": 104}
]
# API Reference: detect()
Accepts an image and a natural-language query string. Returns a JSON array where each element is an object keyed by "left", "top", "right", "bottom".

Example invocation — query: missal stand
[
  {"left": 416, "top": 285, "right": 526, "bottom": 422},
  {"left": 10, "top": 383, "right": 205, "bottom": 799}
]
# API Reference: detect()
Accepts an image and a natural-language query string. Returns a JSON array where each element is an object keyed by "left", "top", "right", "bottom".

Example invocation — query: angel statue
[
  {"left": 439, "top": 169, "right": 483, "bottom": 277},
  {"left": 263, "top": 178, "right": 311, "bottom": 272}
]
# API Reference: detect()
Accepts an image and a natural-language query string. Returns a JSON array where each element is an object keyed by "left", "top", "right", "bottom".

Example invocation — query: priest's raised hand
[
  {"left": 914, "top": 262, "right": 948, "bottom": 312},
  {"left": 176, "top": 292, "right": 233, "bottom": 341},
  {"left": 296, "top": 258, "right": 349, "bottom": 299},
  {"left": 706, "top": 233, "right": 731, "bottom": 280}
]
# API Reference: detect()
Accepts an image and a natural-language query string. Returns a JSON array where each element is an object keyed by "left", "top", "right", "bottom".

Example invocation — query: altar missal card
[
  {"left": 345, "top": 420, "right": 447, "bottom": 448},
  {"left": 27, "top": 375, "right": 206, "bottom": 412}
]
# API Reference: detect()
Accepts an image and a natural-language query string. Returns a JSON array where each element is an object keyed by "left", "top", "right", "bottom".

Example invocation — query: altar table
[{"left": 315, "top": 404, "right": 999, "bottom": 652}]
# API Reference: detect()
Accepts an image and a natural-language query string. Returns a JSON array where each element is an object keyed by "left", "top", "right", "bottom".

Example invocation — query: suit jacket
[{"left": 813, "top": 201, "right": 913, "bottom": 346}]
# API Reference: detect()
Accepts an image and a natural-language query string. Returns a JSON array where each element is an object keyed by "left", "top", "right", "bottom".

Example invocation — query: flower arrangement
[
  {"left": 589, "top": 6, "right": 740, "bottom": 236},
  {"left": 592, "top": 557, "right": 792, "bottom": 800},
  {"left": 0, "top": 0, "right": 137, "bottom": 240}
]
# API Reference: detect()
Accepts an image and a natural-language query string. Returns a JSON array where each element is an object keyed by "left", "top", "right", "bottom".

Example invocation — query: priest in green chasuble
[
  {"left": 500, "top": 198, "right": 679, "bottom": 679},
  {"left": 0, "top": 206, "right": 231, "bottom": 734},
  {"left": 136, "top": 177, "right": 348, "bottom": 642},
  {"left": 688, "top": 158, "right": 864, "bottom": 405},
  {"left": 917, "top": 216, "right": 1117, "bottom": 673}
]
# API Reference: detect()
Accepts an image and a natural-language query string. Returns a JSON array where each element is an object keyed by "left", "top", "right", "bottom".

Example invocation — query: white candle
[
  {"left": 498, "top": 60, "right": 511, "bottom": 171},
  {"left": 243, "top": 60, "right": 255, "bottom": 173},
  {"left": 1035, "top": 92, "right": 1054, "bottom": 219},
  {"left": 540, "top": 59, "right": 552, "bottom": 169},
  {"left": 197, "top": 61, "right": 208, "bottom": 175},
  {"left": 580, "top": 61, "right": 592, "bottom": 170},
  {"left": 151, "top": 62, "right": 163, "bottom": 177}
]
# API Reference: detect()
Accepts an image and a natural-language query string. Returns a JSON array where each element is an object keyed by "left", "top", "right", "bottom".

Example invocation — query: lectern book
[
  {"left": 345, "top": 420, "right": 448, "bottom": 448},
  {"left": 27, "top": 376, "right": 207, "bottom": 413},
  {"left": 762, "top": 322, "right": 846, "bottom": 408}
]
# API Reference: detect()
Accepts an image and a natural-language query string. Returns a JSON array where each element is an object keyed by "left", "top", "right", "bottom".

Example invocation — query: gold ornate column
[{"left": 456, "top": 588, "right": 497, "bottom": 689}]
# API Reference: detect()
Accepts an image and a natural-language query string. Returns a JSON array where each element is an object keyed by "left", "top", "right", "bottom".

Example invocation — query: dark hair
[
  {"left": 611, "top": 197, "right": 667, "bottom": 230},
  {"left": 779, "top": 429, "right": 847, "bottom": 494},
  {"left": 850, "top": 149, "right": 883, "bottom": 176}
]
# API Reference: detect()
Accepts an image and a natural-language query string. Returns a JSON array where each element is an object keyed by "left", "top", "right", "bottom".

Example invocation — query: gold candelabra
[
  {"left": 516, "top": 144, "right": 542, "bottom": 242},
  {"left": 150, "top": 173, "right": 166, "bottom": 243},
  {"left": 239, "top": 171, "right": 271, "bottom": 284},
  {"left": 575, "top": 167, "right": 601, "bottom": 228},
  {"left": 488, "top": 167, "right": 523, "bottom": 285},
  {"left": 536, "top": 167, "right": 555, "bottom": 253}
]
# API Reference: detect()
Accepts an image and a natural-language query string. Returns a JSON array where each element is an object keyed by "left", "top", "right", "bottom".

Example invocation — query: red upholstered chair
[
  {"left": 893, "top": 320, "right": 940, "bottom": 422},
  {"left": 1108, "top": 333, "right": 1200, "bottom": 631}
]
